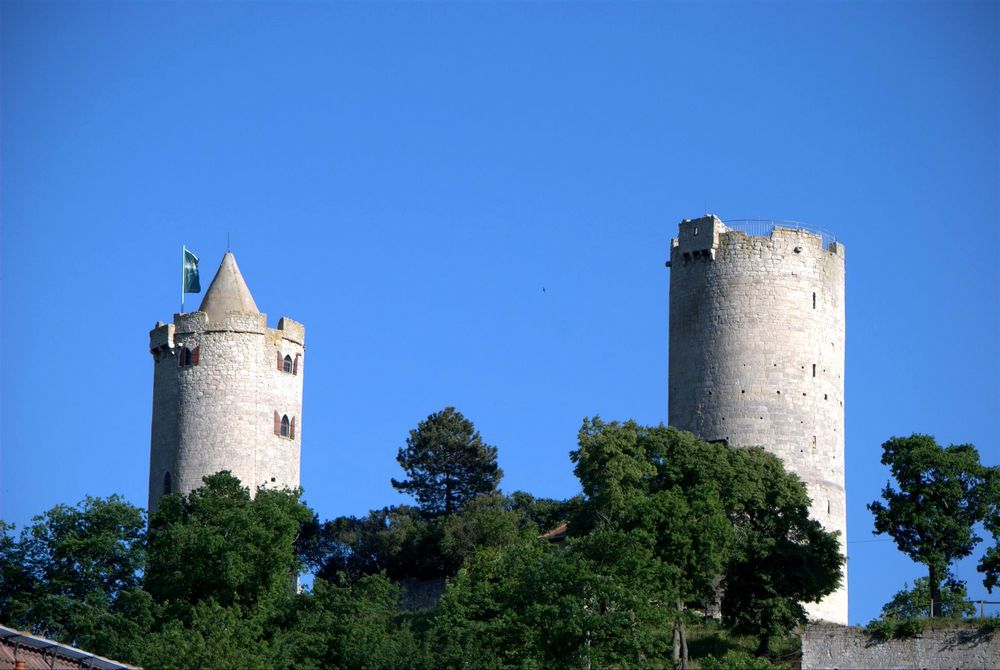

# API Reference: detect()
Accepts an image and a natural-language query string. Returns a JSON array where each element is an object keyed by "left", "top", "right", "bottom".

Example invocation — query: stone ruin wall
[{"left": 801, "top": 624, "right": 999, "bottom": 669}]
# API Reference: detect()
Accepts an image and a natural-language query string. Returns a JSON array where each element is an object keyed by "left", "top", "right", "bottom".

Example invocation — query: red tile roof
[
  {"left": 0, "top": 625, "right": 140, "bottom": 670},
  {"left": 539, "top": 522, "right": 568, "bottom": 541}
]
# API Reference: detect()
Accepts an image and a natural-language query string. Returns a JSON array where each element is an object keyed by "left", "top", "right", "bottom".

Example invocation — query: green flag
[{"left": 183, "top": 247, "right": 201, "bottom": 293}]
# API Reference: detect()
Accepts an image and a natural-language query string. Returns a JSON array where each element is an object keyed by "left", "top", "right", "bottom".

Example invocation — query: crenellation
[
  {"left": 149, "top": 323, "right": 175, "bottom": 351},
  {"left": 275, "top": 316, "right": 305, "bottom": 344}
]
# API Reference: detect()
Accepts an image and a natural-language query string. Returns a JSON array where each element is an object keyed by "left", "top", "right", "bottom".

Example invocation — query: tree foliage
[
  {"left": 270, "top": 575, "right": 429, "bottom": 670},
  {"left": 719, "top": 446, "right": 843, "bottom": 653},
  {"left": 571, "top": 418, "right": 842, "bottom": 657},
  {"left": 1, "top": 417, "right": 853, "bottom": 669},
  {"left": 868, "top": 434, "right": 994, "bottom": 616},
  {"left": 977, "top": 469, "right": 1000, "bottom": 593},
  {"left": 0, "top": 495, "right": 148, "bottom": 656},
  {"left": 302, "top": 494, "right": 538, "bottom": 584},
  {"left": 145, "top": 471, "right": 313, "bottom": 615},
  {"left": 880, "top": 574, "right": 975, "bottom": 619},
  {"left": 429, "top": 535, "right": 672, "bottom": 670},
  {"left": 391, "top": 407, "right": 503, "bottom": 517},
  {"left": 300, "top": 505, "right": 442, "bottom": 583},
  {"left": 701, "top": 650, "right": 784, "bottom": 670}
]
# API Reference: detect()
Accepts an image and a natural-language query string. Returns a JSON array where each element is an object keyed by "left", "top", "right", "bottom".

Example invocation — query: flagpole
[{"left": 181, "top": 245, "right": 185, "bottom": 314}]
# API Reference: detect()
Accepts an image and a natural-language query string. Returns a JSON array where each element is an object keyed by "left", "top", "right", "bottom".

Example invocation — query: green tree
[
  {"left": 701, "top": 650, "right": 783, "bottom": 670},
  {"left": 571, "top": 419, "right": 842, "bottom": 659},
  {"left": 507, "top": 491, "right": 584, "bottom": 535},
  {"left": 269, "top": 575, "right": 430, "bottom": 670},
  {"left": 880, "top": 574, "right": 975, "bottom": 619},
  {"left": 391, "top": 407, "right": 503, "bottom": 517},
  {"left": 138, "top": 598, "right": 274, "bottom": 670},
  {"left": 145, "top": 471, "right": 313, "bottom": 614},
  {"left": 719, "top": 445, "right": 843, "bottom": 655},
  {"left": 139, "top": 472, "right": 319, "bottom": 669},
  {"left": 0, "top": 496, "right": 150, "bottom": 659},
  {"left": 571, "top": 419, "right": 731, "bottom": 667},
  {"left": 301, "top": 505, "right": 442, "bottom": 583},
  {"left": 977, "top": 468, "right": 1000, "bottom": 593},
  {"left": 304, "top": 495, "right": 535, "bottom": 585},
  {"left": 438, "top": 494, "right": 536, "bottom": 575},
  {"left": 429, "top": 535, "right": 671, "bottom": 669},
  {"left": 868, "top": 434, "right": 994, "bottom": 617}
]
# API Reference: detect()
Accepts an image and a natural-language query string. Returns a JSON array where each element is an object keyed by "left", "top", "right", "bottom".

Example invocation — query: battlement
[
  {"left": 673, "top": 215, "right": 727, "bottom": 258},
  {"left": 149, "top": 322, "right": 175, "bottom": 352},
  {"left": 150, "top": 310, "right": 304, "bottom": 354},
  {"left": 274, "top": 317, "right": 305, "bottom": 345},
  {"left": 171, "top": 310, "right": 267, "bottom": 335},
  {"left": 671, "top": 215, "right": 843, "bottom": 261}
]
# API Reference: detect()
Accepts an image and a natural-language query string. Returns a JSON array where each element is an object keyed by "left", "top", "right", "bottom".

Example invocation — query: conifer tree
[{"left": 391, "top": 407, "right": 503, "bottom": 517}]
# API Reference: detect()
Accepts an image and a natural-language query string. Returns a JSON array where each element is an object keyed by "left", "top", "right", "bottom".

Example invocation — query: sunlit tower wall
[
  {"left": 147, "top": 252, "right": 305, "bottom": 513},
  {"left": 667, "top": 215, "right": 847, "bottom": 624}
]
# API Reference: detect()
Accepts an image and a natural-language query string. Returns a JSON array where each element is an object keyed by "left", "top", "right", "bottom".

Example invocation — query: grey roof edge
[{"left": 0, "top": 624, "right": 143, "bottom": 670}]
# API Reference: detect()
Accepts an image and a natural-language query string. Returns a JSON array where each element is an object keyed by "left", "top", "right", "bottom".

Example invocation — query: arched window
[
  {"left": 179, "top": 345, "right": 200, "bottom": 367},
  {"left": 163, "top": 472, "right": 172, "bottom": 495},
  {"left": 280, "top": 415, "right": 290, "bottom": 437},
  {"left": 283, "top": 355, "right": 293, "bottom": 373}
]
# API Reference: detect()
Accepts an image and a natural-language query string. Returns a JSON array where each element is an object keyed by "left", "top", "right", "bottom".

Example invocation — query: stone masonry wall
[
  {"left": 148, "top": 311, "right": 304, "bottom": 511},
  {"left": 668, "top": 215, "right": 847, "bottom": 624},
  {"left": 801, "top": 624, "right": 999, "bottom": 669}
]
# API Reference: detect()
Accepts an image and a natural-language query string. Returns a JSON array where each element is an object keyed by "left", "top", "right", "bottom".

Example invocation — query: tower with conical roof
[{"left": 147, "top": 252, "right": 305, "bottom": 512}]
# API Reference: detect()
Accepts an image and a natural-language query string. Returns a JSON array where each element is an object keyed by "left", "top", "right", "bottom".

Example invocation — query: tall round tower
[
  {"left": 147, "top": 252, "right": 305, "bottom": 512},
  {"left": 667, "top": 215, "right": 847, "bottom": 624}
]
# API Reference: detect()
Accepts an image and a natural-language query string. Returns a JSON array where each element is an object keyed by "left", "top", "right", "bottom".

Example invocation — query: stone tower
[
  {"left": 147, "top": 252, "right": 305, "bottom": 512},
  {"left": 667, "top": 215, "right": 847, "bottom": 624}
]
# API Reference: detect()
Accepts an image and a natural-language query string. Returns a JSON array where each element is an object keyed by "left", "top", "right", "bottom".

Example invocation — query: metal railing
[
  {"left": 723, "top": 219, "right": 838, "bottom": 250},
  {"left": 879, "top": 599, "right": 1000, "bottom": 620}
]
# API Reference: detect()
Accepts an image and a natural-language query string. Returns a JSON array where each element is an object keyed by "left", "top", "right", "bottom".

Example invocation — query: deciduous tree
[
  {"left": 720, "top": 446, "right": 842, "bottom": 653},
  {"left": 571, "top": 419, "right": 842, "bottom": 658},
  {"left": 145, "top": 471, "right": 313, "bottom": 614},
  {"left": 868, "top": 434, "right": 993, "bottom": 617},
  {"left": 880, "top": 574, "right": 975, "bottom": 619},
  {"left": 0, "top": 496, "right": 149, "bottom": 657},
  {"left": 977, "top": 469, "right": 1000, "bottom": 593}
]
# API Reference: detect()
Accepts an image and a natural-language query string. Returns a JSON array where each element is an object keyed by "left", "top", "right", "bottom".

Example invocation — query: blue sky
[{"left": 2, "top": 1, "right": 997, "bottom": 625}]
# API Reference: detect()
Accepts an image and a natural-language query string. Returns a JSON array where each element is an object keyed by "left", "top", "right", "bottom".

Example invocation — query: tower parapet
[
  {"left": 148, "top": 252, "right": 304, "bottom": 512},
  {"left": 668, "top": 214, "right": 847, "bottom": 624}
]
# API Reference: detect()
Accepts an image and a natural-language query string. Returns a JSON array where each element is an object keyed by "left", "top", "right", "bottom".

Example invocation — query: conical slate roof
[{"left": 198, "top": 252, "right": 259, "bottom": 321}]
